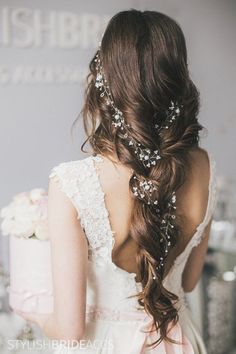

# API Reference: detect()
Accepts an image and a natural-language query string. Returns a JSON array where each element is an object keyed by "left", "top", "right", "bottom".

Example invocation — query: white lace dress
[{"left": 49, "top": 152, "right": 218, "bottom": 354}]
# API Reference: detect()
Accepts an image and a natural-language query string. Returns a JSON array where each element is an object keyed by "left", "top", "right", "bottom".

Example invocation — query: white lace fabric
[
  {"left": 49, "top": 155, "right": 116, "bottom": 266},
  {"left": 49, "top": 152, "right": 218, "bottom": 315}
]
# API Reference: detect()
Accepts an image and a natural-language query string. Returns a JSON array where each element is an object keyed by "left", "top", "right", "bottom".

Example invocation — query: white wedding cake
[{"left": 9, "top": 235, "right": 53, "bottom": 313}]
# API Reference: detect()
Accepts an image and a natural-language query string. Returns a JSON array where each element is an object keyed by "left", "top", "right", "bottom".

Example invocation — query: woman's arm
[
  {"left": 182, "top": 218, "right": 212, "bottom": 292},
  {"left": 179, "top": 148, "right": 213, "bottom": 293},
  {"left": 15, "top": 176, "right": 88, "bottom": 341},
  {"left": 45, "top": 176, "right": 88, "bottom": 339}
]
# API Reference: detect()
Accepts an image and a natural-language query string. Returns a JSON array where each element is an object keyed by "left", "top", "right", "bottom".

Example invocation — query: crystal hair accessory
[
  {"left": 94, "top": 47, "right": 182, "bottom": 168},
  {"left": 131, "top": 173, "right": 177, "bottom": 272},
  {"left": 132, "top": 175, "right": 158, "bottom": 206},
  {"left": 95, "top": 47, "right": 166, "bottom": 168},
  {"left": 154, "top": 100, "right": 182, "bottom": 131},
  {"left": 157, "top": 192, "right": 177, "bottom": 269},
  {"left": 94, "top": 44, "right": 179, "bottom": 271}
]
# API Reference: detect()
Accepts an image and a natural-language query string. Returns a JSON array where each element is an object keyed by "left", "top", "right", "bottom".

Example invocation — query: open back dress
[{"left": 49, "top": 152, "right": 218, "bottom": 354}]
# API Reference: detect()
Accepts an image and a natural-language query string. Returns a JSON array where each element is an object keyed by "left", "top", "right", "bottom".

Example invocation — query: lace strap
[
  {"left": 49, "top": 156, "right": 115, "bottom": 259},
  {"left": 49, "top": 160, "right": 85, "bottom": 226}
]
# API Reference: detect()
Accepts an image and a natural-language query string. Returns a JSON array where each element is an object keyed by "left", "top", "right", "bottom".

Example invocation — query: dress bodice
[{"left": 49, "top": 152, "right": 218, "bottom": 313}]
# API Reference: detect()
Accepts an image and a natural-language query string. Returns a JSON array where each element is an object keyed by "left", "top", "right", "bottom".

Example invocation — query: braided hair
[{"left": 79, "top": 9, "right": 203, "bottom": 348}]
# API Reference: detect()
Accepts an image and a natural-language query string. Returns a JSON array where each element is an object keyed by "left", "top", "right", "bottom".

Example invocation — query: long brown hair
[{"left": 78, "top": 9, "right": 203, "bottom": 349}]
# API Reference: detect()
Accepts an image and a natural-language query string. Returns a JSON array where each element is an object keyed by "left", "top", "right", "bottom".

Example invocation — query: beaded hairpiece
[
  {"left": 95, "top": 47, "right": 181, "bottom": 168},
  {"left": 132, "top": 175, "right": 177, "bottom": 275},
  {"left": 94, "top": 45, "right": 180, "bottom": 272}
]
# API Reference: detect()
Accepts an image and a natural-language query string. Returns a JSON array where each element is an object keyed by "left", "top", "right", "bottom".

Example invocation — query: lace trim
[
  {"left": 86, "top": 304, "right": 147, "bottom": 322},
  {"left": 86, "top": 155, "right": 116, "bottom": 264},
  {"left": 49, "top": 161, "right": 85, "bottom": 228},
  {"left": 49, "top": 156, "right": 117, "bottom": 265},
  {"left": 49, "top": 161, "right": 82, "bottom": 199}
]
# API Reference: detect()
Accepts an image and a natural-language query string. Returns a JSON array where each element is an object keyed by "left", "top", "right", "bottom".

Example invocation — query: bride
[{"left": 16, "top": 9, "right": 218, "bottom": 354}]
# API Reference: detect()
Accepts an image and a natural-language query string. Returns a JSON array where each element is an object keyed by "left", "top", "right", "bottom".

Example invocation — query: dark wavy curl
[{"left": 76, "top": 9, "right": 203, "bottom": 349}]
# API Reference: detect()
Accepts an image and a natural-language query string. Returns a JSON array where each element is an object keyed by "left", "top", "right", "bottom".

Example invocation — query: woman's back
[
  {"left": 49, "top": 146, "right": 217, "bottom": 353},
  {"left": 88, "top": 147, "right": 214, "bottom": 281}
]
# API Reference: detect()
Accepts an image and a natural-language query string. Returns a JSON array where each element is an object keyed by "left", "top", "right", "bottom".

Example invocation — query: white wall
[{"left": 141, "top": 0, "right": 236, "bottom": 174}]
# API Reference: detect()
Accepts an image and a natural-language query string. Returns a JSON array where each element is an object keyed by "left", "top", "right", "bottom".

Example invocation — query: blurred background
[{"left": 0, "top": 0, "right": 235, "bottom": 353}]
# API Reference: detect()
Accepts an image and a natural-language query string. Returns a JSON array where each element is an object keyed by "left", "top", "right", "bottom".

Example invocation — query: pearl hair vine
[
  {"left": 94, "top": 45, "right": 181, "bottom": 169},
  {"left": 131, "top": 173, "right": 177, "bottom": 273},
  {"left": 154, "top": 100, "right": 182, "bottom": 132},
  {"left": 132, "top": 175, "right": 158, "bottom": 206},
  {"left": 93, "top": 44, "right": 179, "bottom": 272},
  {"left": 94, "top": 65, "right": 161, "bottom": 168},
  {"left": 156, "top": 192, "right": 177, "bottom": 270},
  {"left": 132, "top": 175, "right": 176, "bottom": 272}
]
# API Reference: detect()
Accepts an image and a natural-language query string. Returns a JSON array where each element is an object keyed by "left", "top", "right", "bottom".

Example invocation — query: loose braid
[{"left": 78, "top": 9, "right": 203, "bottom": 349}]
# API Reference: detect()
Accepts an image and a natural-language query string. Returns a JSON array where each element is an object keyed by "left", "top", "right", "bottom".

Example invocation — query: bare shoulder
[
  {"left": 177, "top": 147, "right": 211, "bottom": 237},
  {"left": 188, "top": 147, "right": 210, "bottom": 179}
]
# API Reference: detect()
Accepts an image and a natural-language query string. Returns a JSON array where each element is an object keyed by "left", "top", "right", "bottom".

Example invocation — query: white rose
[
  {"left": 13, "top": 192, "right": 31, "bottom": 205},
  {"left": 0, "top": 188, "right": 49, "bottom": 239},
  {"left": 30, "top": 189, "right": 46, "bottom": 202},
  {"left": 11, "top": 218, "right": 35, "bottom": 238},
  {"left": 27, "top": 204, "right": 42, "bottom": 222},
  {"left": 0, "top": 205, "right": 15, "bottom": 219},
  {"left": 11, "top": 204, "right": 34, "bottom": 223},
  {"left": 1, "top": 217, "right": 34, "bottom": 238},
  {"left": 1, "top": 218, "right": 14, "bottom": 236},
  {"left": 34, "top": 220, "right": 49, "bottom": 240}
]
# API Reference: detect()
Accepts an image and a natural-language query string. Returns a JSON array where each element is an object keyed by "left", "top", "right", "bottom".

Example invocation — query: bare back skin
[{"left": 93, "top": 147, "right": 212, "bottom": 289}]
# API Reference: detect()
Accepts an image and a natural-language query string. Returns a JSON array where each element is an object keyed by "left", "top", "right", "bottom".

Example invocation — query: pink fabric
[
  {"left": 129, "top": 316, "right": 194, "bottom": 354},
  {"left": 8, "top": 287, "right": 53, "bottom": 314},
  {"left": 86, "top": 305, "right": 194, "bottom": 354}
]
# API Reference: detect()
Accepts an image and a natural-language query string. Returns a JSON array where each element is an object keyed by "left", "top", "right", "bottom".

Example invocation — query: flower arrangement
[{"left": 0, "top": 188, "right": 49, "bottom": 240}]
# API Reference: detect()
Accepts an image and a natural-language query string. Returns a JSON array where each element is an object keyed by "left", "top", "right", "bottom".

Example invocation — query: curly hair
[{"left": 78, "top": 9, "right": 203, "bottom": 349}]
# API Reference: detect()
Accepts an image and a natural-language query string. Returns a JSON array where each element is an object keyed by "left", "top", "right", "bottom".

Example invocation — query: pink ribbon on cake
[{"left": 8, "top": 287, "right": 53, "bottom": 313}]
